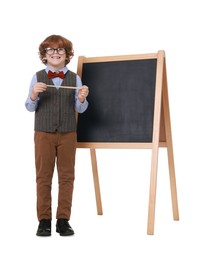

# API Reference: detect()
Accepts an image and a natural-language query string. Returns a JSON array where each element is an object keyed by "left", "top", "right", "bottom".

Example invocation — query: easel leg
[
  {"left": 147, "top": 146, "right": 159, "bottom": 235},
  {"left": 167, "top": 144, "right": 179, "bottom": 220},
  {"left": 90, "top": 148, "right": 103, "bottom": 215},
  {"left": 147, "top": 51, "right": 165, "bottom": 235},
  {"left": 162, "top": 62, "right": 179, "bottom": 221}
]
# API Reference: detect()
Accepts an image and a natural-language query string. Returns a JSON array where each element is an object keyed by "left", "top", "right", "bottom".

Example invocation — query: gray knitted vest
[{"left": 34, "top": 69, "right": 77, "bottom": 132}]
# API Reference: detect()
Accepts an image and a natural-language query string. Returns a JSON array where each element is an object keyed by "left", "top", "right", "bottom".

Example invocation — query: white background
[{"left": 0, "top": 0, "right": 202, "bottom": 259}]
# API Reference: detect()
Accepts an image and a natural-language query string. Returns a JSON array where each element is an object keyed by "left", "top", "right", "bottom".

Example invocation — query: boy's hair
[{"left": 38, "top": 35, "right": 74, "bottom": 65}]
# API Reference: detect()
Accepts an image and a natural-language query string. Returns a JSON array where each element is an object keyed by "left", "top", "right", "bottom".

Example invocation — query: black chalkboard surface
[{"left": 77, "top": 58, "right": 157, "bottom": 143}]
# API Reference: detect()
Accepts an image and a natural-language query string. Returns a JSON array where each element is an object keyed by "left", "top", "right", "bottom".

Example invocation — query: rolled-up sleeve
[
  {"left": 25, "top": 96, "right": 39, "bottom": 112},
  {"left": 25, "top": 74, "right": 39, "bottom": 112},
  {"left": 75, "top": 75, "right": 89, "bottom": 113}
]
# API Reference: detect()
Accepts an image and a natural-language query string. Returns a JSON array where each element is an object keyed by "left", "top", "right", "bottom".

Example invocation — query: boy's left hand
[{"left": 78, "top": 85, "right": 89, "bottom": 103}]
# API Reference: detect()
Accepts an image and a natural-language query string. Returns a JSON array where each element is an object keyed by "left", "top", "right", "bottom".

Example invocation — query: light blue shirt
[{"left": 25, "top": 66, "right": 88, "bottom": 113}]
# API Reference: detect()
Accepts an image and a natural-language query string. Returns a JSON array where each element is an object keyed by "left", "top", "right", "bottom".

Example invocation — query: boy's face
[{"left": 45, "top": 46, "right": 66, "bottom": 70}]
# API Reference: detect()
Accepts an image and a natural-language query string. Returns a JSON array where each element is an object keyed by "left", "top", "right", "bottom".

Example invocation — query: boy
[{"left": 25, "top": 35, "right": 89, "bottom": 236}]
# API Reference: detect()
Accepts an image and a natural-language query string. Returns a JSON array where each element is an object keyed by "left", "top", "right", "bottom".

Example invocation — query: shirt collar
[{"left": 45, "top": 66, "right": 68, "bottom": 74}]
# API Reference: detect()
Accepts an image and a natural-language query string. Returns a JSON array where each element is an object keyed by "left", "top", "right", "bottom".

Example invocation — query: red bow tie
[{"left": 48, "top": 70, "right": 65, "bottom": 79}]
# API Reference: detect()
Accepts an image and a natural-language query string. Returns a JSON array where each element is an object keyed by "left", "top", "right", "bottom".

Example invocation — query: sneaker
[
  {"left": 36, "top": 219, "right": 51, "bottom": 236},
  {"left": 56, "top": 219, "right": 74, "bottom": 236}
]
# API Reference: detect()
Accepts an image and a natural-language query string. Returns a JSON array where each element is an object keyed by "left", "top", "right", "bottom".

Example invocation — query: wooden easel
[{"left": 77, "top": 51, "right": 179, "bottom": 235}]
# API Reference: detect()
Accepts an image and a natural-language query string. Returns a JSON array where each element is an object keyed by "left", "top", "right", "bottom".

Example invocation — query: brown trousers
[{"left": 34, "top": 131, "right": 76, "bottom": 221}]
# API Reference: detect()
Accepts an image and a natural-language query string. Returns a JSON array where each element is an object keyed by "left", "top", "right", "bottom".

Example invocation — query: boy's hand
[
  {"left": 31, "top": 82, "right": 47, "bottom": 101},
  {"left": 78, "top": 85, "right": 89, "bottom": 103}
]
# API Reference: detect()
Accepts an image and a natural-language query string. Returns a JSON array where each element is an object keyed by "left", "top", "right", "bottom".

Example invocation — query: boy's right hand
[{"left": 30, "top": 82, "right": 47, "bottom": 101}]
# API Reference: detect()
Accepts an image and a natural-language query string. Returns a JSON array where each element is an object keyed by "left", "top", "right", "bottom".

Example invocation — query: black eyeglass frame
[{"left": 45, "top": 47, "right": 68, "bottom": 55}]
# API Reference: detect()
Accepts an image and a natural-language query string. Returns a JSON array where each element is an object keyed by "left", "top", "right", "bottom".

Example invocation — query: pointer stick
[{"left": 47, "top": 84, "right": 82, "bottom": 90}]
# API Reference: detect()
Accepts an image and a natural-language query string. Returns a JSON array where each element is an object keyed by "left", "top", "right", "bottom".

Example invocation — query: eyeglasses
[{"left": 45, "top": 47, "right": 67, "bottom": 55}]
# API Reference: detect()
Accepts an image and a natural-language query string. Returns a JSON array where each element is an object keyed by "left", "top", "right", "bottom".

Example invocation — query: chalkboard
[
  {"left": 77, "top": 56, "right": 157, "bottom": 143},
  {"left": 76, "top": 52, "right": 179, "bottom": 236}
]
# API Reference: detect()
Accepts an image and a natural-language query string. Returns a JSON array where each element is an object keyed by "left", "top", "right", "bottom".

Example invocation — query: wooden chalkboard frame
[{"left": 76, "top": 50, "right": 179, "bottom": 235}]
